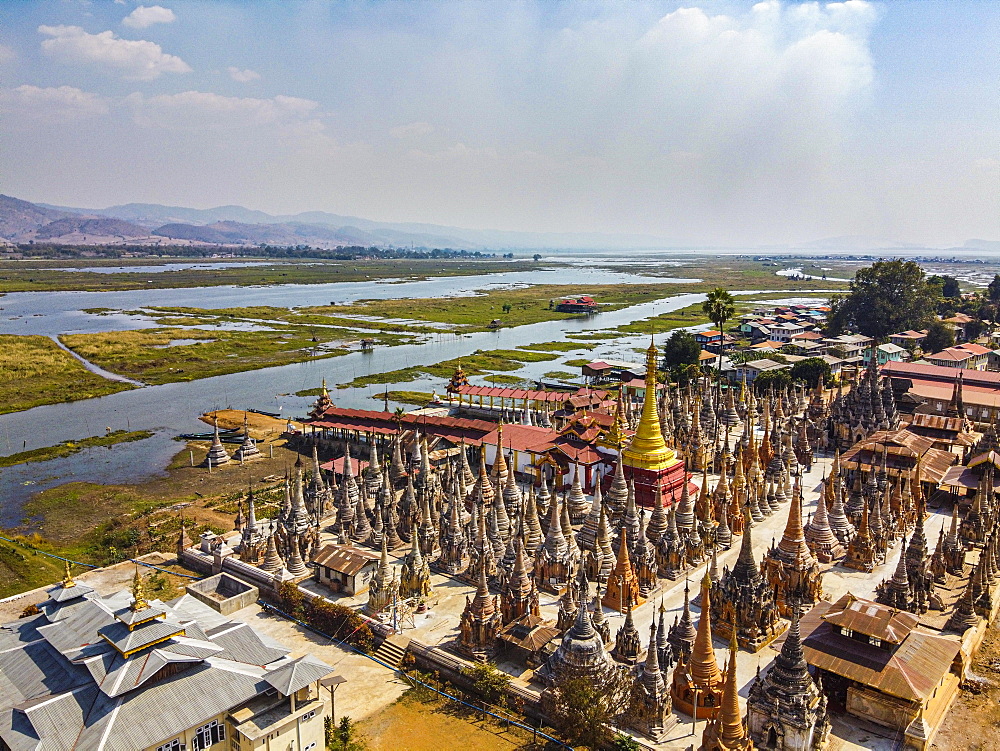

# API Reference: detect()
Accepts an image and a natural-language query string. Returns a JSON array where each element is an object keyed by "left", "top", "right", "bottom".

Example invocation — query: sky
[{"left": 0, "top": 0, "right": 997, "bottom": 247}]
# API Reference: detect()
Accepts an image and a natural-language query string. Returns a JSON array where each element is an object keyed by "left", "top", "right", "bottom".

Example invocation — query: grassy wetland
[
  {"left": 0, "top": 334, "right": 135, "bottom": 414},
  {"left": 58, "top": 325, "right": 407, "bottom": 386},
  {"left": 0, "top": 257, "right": 843, "bottom": 415},
  {"left": 0, "top": 257, "right": 534, "bottom": 293}
]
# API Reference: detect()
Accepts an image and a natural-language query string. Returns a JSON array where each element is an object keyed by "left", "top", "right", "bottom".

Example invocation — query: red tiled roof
[
  {"left": 307, "top": 406, "right": 495, "bottom": 444},
  {"left": 482, "top": 424, "right": 557, "bottom": 453},
  {"left": 320, "top": 456, "right": 368, "bottom": 475}
]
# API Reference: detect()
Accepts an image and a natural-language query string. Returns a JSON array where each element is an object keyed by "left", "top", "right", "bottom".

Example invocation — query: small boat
[{"left": 248, "top": 408, "right": 281, "bottom": 418}]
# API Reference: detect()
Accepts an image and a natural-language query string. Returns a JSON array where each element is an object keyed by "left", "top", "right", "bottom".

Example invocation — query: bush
[
  {"left": 273, "top": 583, "right": 374, "bottom": 653},
  {"left": 327, "top": 715, "right": 367, "bottom": 751},
  {"left": 461, "top": 662, "right": 511, "bottom": 707}
]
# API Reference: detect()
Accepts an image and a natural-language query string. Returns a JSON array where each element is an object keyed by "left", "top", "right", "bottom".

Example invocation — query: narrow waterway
[{"left": 0, "top": 294, "right": 835, "bottom": 518}]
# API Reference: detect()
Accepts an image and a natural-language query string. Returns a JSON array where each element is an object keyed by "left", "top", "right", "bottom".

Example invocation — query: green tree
[
  {"left": 922, "top": 319, "right": 955, "bottom": 354},
  {"left": 790, "top": 357, "right": 832, "bottom": 388},
  {"left": 988, "top": 274, "right": 1000, "bottom": 304},
  {"left": 502, "top": 302, "right": 512, "bottom": 315},
  {"left": 754, "top": 368, "right": 792, "bottom": 393},
  {"left": 701, "top": 288, "right": 736, "bottom": 370},
  {"left": 661, "top": 330, "right": 701, "bottom": 370},
  {"left": 612, "top": 734, "right": 642, "bottom": 750},
  {"left": 327, "top": 716, "right": 367, "bottom": 751},
  {"left": 928, "top": 274, "right": 961, "bottom": 298},
  {"left": 533, "top": 253, "right": 542, "bottom": 262},
  {"left": 542, "top": 677, "right": 626, "bottom": 750},
  {"left": 461, "top": 662, "right": 511, "bottom": 707},
  {"left": 827, "top": 260, "right": 939, "bottom": 339}
]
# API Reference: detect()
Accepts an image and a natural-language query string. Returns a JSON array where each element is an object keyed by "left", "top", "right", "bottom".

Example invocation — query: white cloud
[
  {"left": 0, "top": 44, "right": 15, "bottom": 64},
  {"left": 0, "top": 85, "right": 109, "bottom": 122},
  {"left": 390, "top": 121, "right": 433, "bottom": 139},
  {"left": 227, "top": 66, "right": 260, "bottom": 83},
  {"left": 38, "top": 24, "right": 190, "bottom": 80},
  {"left": 128, "top": 90, "right": 320, "bottom": 131},
  {"left": 122, "top": 6, "right": 176, "bottom": 29}
]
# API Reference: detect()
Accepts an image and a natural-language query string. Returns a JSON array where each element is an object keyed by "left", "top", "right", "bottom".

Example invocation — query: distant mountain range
[
  {"left": 0, "top": 194, "right": 993, "bottom": 252},
  {"left": 9, "top": 196, "right": 669, "bottom": 250}
]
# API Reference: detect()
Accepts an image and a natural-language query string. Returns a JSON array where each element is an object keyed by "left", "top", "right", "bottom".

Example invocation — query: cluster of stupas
[
  {"left": 230, "top": 447, "right": 331, "bottom": 581},
  {"left": 269, "top": 339, "right": 839, "bottom": 743},
  {"left": 211, "top": 335, "right": 1000, "bottom": 747}
]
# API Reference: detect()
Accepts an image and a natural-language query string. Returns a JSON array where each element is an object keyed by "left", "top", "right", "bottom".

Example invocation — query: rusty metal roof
[
  {"left": 821, "top": 593, "right": 918, "bottom": 644},
  {"left": 841, "top": 429, "right": 957, "bottom": 484},
  {"left": 311, "top": 544, "right": 380, "bottom": 575},
  {"left": 795, "top": 599, "right": 962, "bottom": 704}
]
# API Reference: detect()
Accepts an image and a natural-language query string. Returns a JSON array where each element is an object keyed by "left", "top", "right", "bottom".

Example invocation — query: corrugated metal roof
[
  {"left": 821, "top": 593, "right": 918, "bottom": 643},
  {"left": 312, "top": 543, "right": 380, "bottom": 575},
  {"left": 794, "top": 599, "right": 961, "bottom": 703},
  {"left": 263, "top": 654, "right": 333, "bottom": 696}
]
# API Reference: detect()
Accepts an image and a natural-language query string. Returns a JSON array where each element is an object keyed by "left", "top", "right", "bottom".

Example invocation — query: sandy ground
[
  {"left": 201, "top": 409, "right": 301, "bottom": 440},
  {"left": 225, "top": 602, "right": 410, "bottom": 723}
]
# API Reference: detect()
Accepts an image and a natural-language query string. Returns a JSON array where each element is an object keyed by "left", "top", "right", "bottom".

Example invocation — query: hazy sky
[{"left": 1, "top": 1, "right": 997, "bottom": 246}]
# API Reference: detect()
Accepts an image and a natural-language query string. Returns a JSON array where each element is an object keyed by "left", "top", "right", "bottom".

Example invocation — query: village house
[
  {"left": 823, "top": 333, "right": 873, "bottom": 361},
  {"left": 924, "top": 342, "right": 990, "bottom": 371},
  {"left": 581, "top": 360, "right": 645, "bottom": 383},
  {"left": 736, "top": 357, "right": 790, "bottom": 382},
  {"left": 768, "top": 322, "right": 807, "bottom": 343},
  {"left": 313, "top": 543, "right": 381, "bottom": 595},
  {"left": 863, "top": 343, "right": 909, "bottom": 366},
  {"left": 890, "top": 330, "right": 928, "bottom": 349}
]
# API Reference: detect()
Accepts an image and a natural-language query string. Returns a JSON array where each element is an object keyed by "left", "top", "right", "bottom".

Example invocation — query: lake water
[
  {"left": 0, "top": 265, "right": 693, "bottom": 337},
  {"left": 0, "top": 257, "right": 831, "bottom": 515}
]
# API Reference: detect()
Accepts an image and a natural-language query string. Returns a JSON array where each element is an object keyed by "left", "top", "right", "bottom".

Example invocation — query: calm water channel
[{"left": 0, "top": 260, "right": 827, "bottom": 518}]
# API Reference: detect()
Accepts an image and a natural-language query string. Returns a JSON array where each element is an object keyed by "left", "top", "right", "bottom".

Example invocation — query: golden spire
[
  {"left": 622, "top": 337, "right": 678, "bottom": 471},
  {"left": 130, "top": 565, "right": 149, "bottom": 612},
  {"left": 321, "top": 377, "right": 329, "bottom": 398},
  {"left": 719, "top": 627, "right": 748, "bottom": 747},
  {"left": 690, "top": 570, "right": 722, "bottom": 686},
  {"left": 61, "top": 559, "right": 75, "bottom": 589}
]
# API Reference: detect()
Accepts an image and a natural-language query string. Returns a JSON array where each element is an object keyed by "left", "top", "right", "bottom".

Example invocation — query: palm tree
[{"left": 702, "top": 287, "right": 736, "bottom": 372}]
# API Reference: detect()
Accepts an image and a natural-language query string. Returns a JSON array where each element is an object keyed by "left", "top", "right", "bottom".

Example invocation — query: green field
[
  {"left": 339, "top": 348, "right": 558, "bottom": 389},
  {"left": 0, "top": 258, "right": 533, "bottom": 293},
  {"left": 0, "top": 334, "right": 134, "bottom": 414}
]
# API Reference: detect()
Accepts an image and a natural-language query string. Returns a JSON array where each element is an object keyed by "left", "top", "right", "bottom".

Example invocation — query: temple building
[
  {"left": 621, "top": 339, "right": 688, "bottom": 506},
  {"left": 672, "top": 574, "right": 725, "bottom": 718},
  {"left": 762, "top": 478, "right": 824, "bottom": 616},
  {"left": 795, "top": 593, "right": 962, "bottom": 750},
  {"left": 539, "top": 575, "right": 618, "bottom": 689},
  {"left": 699, "top": 632, "right": 753, "bottom": 751},
  {"left": 747, "top": 608, "right": 830, "bottom": 751},
  {"left": 457, "top": 565, "right": 503, "bottom": 659},
  {"left": 713, "top": 508, "right": 786, "bottom": 652},
  {"left": 625, "top": 623, "right": 674, "bottom": 741}
]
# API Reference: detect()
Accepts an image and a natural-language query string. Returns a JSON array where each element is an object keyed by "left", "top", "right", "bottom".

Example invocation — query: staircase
[{"left": 373, "top": 634, "right": 410, "bottom": 668}]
